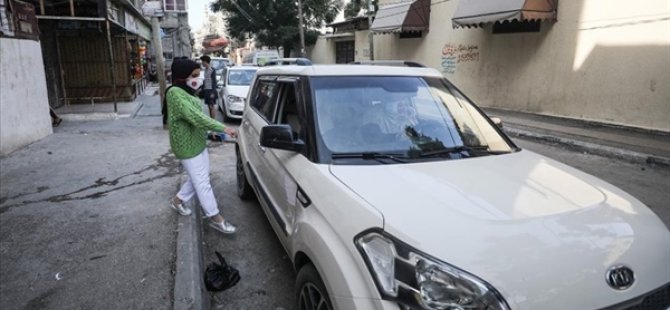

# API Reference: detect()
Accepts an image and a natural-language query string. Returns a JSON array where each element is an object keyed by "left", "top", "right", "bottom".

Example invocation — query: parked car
[
  {"left": 210, "top": 57, "right": 232, "bottom": 76},
  {"left": 217, "top": 66, "right": 258, "bottom": 121},
  {"left": 265, "top": 58, "right": 313, "bottom": 66},
  {"left": 235, "top": 62, "right": 670, "bottom": 310}
]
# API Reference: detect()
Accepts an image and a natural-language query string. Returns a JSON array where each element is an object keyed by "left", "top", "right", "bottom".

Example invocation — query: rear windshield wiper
[{"left": 331, "top": 152, "right": 408, "bottom": 164}]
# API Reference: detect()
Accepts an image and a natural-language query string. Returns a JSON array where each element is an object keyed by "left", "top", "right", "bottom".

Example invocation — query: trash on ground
[{"left": 204, "top": 251, "right": 240, "bottom": 292}]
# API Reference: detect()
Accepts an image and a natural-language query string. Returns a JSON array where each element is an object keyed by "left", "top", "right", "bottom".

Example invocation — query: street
[{"left": 1, "top": 100, "right": 668, "bottom": 309}]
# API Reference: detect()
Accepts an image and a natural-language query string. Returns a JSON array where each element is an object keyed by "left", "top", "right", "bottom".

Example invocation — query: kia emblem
[{"left": 606, "top": 265, "right": 635, "bottom": 290}]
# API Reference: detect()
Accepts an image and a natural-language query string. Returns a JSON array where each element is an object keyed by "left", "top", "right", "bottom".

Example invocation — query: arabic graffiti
[{"left": 441, "top": 43, "right": 480, "bottom": 74}]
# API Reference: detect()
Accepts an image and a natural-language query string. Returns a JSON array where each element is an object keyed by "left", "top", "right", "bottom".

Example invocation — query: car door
[
  {"left": 241, "top": 76, "right": 286, "bottom": 235},
  {"left": 256, "top": 78, "right": 306, "bottom": 247}
]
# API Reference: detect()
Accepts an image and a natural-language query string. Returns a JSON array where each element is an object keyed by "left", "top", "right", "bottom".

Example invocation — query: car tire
[
  {"left": 236, "top": 149, "right": 254, "bottom": 200},
  {"left": 295, "top": 263, "right": 333, "bottom": 310}
]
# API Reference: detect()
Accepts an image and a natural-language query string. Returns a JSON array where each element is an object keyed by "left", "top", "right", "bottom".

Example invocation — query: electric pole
[
  {"left": 151, "top": 17, "right": 167, "bottom": 114},
  {"left": 367, "top": 0, "right": 374, "bottom": 60}
]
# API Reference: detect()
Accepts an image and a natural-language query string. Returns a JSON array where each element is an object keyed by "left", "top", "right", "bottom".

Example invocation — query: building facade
[
  {"left": 310, "top": 0, "right": 670, "bottom": 132},
  {"left": 160, "top": 0, "right": 190, "bottom": 60},
  {"left": 0, "top": 0, "right": 52, "bottom": 154}
]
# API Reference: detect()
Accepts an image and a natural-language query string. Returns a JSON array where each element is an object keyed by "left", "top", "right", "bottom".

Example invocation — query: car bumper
[
  {"left": 224, "top": 101, "right": 245, "bottom": 119},
  {"left": 332, "top": 296, "right": 399, "bottom": 310}
]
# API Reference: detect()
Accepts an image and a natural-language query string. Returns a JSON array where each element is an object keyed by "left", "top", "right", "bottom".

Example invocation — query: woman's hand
[{"left": 224, "top": 127, "right": 237, "bottom": 138}]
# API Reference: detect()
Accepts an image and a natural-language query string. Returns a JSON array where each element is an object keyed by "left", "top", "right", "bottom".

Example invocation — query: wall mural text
[{"left": 441, "top": 43, "right": 480, "bottom": 74}]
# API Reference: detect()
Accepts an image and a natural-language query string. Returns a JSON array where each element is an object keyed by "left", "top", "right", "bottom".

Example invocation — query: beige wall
[
  {"left": 308, "top": 36, "right": 337, "bottom": 64},
  {"left": 355, "top": 30, "right": 372, "bottom": 61},
  {"left": 373, "top": 0, "right": 670, "bottom": 131},
  {"left": 0, "top": 38, "right": 52, "bottom": 155}
]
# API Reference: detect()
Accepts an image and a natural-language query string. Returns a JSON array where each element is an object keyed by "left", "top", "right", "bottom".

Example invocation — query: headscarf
[
  {"left": 163, "top": 57, "right": 201, "bottom": 125},
  {"left": 169, "top": 58, "right": 200, "bottom": 96}
]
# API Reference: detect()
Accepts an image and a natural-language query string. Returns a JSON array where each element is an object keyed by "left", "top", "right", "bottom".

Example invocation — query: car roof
[
  {"left": 228, "top": 66, "right": 258, "bottom": 70},
  {"left": 255, "top": 65, "right": 444, "bottom": 78}
]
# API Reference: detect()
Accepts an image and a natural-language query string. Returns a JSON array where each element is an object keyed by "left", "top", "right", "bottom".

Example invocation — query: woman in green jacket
[{"left": 166, "top": 58, "right": 238, "bottom": 234}]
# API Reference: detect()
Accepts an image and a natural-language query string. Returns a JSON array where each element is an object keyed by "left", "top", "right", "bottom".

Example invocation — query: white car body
[
  {"left": 236, "top": 65, "right": 670, "bottom": 310},
  {"left": 218, "top": 66, "right": 257, "bottom": 120}
]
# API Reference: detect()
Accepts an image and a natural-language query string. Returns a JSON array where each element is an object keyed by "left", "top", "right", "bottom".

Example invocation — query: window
[
  {"left": 163, "top": 0, "right": 187, "bottom": 11},
  {"left": 492, "top": 20, "right": 541, "bottom": 34},
  {"left": 250, "top": 79, "right": 278, "bottom": 122},
  {"left": 276, "top": 82, "right": 303, "bottom": 140},
  {"left": 399, "top": 31, "right": 422, "bottom": 39}
]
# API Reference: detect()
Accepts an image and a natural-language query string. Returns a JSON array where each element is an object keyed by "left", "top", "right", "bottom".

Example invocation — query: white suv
[{"left": 235, "top": 63, "right": 670, "bottom": 310}]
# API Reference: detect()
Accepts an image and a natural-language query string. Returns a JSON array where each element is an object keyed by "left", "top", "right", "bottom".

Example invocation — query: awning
[
  {"left": 370, "top": 0, "right": 430, "bottom": 33},
  {"left": 452, "top": 0, "right": 558, "bottom": 28}
]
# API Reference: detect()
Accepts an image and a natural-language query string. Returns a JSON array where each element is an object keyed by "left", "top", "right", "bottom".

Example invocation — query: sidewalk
[
  {"left": 53, "top": 86, "right": 160, "bottom": 121},
  {"left": 44, "top": 86, "right": 210, "bottom": 310},
  {"left": 483, "top": 107, "right": 670, "bottom": 167}
]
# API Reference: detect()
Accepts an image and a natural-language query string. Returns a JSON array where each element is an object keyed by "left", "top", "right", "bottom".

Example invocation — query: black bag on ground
[{"left": 204, "top": 251, "right": 240, "bottom": 292}]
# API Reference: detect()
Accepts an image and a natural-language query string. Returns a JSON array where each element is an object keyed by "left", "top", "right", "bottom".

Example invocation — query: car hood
[
  {"left": 329, "top": 150, "right": 670, "bottom": 310},
  {"left": 225, "top": 85, "right": 250, "bottom": 99}
]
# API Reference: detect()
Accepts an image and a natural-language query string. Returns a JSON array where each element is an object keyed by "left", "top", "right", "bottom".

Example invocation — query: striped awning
[
  {"left": 452, "top": 0, "right": 558, "bottom": 28},
  {"left": 371, "top": 0, "right": 431, "bottom": 33}
]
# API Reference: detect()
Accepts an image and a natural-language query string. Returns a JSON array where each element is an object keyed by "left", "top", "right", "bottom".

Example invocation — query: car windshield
[
  {"left": 227, "top": 69, "right": 257, "bottom": 86},
  {"left": 312, "top": 76, "right": 514, "bottom": 162}
]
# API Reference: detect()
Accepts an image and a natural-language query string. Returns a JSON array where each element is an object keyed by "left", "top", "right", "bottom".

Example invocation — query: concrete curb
[
  {"left": 60, "top": 112, "right": 128, "bottom": 121},
  {"left": 173, "top": 174, "right": 208, "bottom": 310},
  {"left": 504, "top": 126, "right": 670, "bottom": 167}
]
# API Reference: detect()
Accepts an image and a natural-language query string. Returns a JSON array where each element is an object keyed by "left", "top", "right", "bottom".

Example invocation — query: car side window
[
  {"left": 250, "top": 79, "right": 278, "bottom": 122},
  {"left": 275, "top": 82, "right": 303, "bottom": 141}
]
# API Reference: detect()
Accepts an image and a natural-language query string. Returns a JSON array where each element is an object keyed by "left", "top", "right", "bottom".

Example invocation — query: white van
[{"left": 242, "top": 50, "right": 280, "bottom": 66}]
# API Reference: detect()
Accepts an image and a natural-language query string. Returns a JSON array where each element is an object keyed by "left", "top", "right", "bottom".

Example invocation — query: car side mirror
[
  {"left": 490, "top": 117, "right": 503, "bottom": 129},
  {"left": 260, "top": 125, "right": 304, "bottom": 152}
]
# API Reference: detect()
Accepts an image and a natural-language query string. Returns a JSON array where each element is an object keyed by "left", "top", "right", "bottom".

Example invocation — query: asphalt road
[{"left": 201, "top": 121, "right": 670, "bottom": 309}]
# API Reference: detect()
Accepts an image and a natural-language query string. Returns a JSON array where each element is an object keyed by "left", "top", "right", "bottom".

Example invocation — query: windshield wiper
[
  {"left": 417, "top": 145, "right": 512, "bottom": 158},
  {"left": 417, "top": 146, "right": 474, "bottom": 158},
  {"left": 331, "top": 152, "right": 408, "bottom": 164}
]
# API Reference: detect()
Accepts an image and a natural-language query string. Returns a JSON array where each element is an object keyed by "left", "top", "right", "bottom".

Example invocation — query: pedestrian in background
[
  {"left": 199, "top": 55, "right": 218, "bottom": 119},
  {"left": 165, "top": 58, "right": 238, "bottom": 234}
]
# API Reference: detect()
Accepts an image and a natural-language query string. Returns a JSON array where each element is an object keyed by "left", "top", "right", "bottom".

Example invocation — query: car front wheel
[
  {"left": 236, "top": 149, "right": 254, "bottom": 200},
  {"left": 296, "top": 263, "right": 333, "bottom": 310}
]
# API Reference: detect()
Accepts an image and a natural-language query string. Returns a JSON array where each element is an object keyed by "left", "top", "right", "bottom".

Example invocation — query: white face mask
[{"left": 186, "top": 77, "right": 203, "bottom": 90}]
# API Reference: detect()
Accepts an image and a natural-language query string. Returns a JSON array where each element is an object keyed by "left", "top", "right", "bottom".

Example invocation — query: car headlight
[
  {"left": 227, "top": 95, "right": 243, "bottom": 103},
  {"left": 355, "top": 231, "right": 509, "bottom": 310}
]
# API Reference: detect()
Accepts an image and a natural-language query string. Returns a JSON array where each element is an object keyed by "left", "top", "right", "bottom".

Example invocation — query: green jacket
[{"left": 167, "top": 87, "right": 225, "bottom": 159}]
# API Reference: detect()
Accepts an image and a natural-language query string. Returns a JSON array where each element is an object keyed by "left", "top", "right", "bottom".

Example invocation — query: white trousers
[{"left": 176, "top": 149, "right": 219, "bottom": 217}]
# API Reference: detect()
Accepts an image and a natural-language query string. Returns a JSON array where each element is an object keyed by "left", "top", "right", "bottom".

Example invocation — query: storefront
[{"left": 32, "top": 0, "right": 153, "bottom": 107}]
